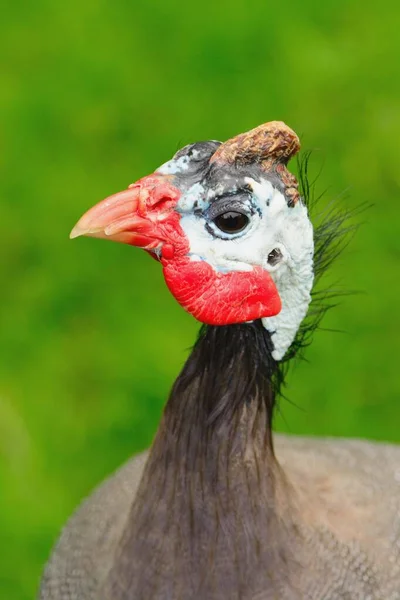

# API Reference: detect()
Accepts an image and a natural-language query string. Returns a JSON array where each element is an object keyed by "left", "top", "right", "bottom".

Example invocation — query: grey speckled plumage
[{"left": 41, "top": 436, "right": 400, "bottom": 599}]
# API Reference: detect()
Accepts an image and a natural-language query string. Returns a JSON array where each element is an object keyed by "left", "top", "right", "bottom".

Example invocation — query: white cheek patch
[
  {"left": 261, "top": 202, "right": 314, "bottom": 360},
  {"left": 177, "top": 178, "right": 314, "bottom": 361}
]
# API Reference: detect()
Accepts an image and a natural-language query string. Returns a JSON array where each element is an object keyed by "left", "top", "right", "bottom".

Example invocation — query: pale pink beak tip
[
  {"left": 69, "top": 222, "right": 106, "bottom": 240},
  {"left": 69, "top": 224, "right": 83, "bottom": 239}
]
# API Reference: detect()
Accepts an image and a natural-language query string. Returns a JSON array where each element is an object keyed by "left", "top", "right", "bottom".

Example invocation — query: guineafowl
[{"left": 40, "top": 122, "right": 400, "bottom": 599}]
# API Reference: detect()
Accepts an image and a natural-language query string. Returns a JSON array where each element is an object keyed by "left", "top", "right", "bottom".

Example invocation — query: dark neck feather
[
  {"left": 162, "top": 320, "right": 280, "bottom": 464},
  {"left": 106, "top": 322, "right": 301, "bottom": 599}
]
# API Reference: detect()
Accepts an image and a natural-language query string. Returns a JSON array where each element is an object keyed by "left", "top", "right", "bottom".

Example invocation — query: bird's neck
[
  {"left": 107, "top": 322, "right": 301, "bottom": 599},
  {"left": 159, "top": 320, "right": 279, "bottom": 474}
]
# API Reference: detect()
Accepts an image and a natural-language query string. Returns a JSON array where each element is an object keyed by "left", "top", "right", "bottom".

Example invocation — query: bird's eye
[{"left": 213, "top": 211, "right": 249, "bottom": 234}]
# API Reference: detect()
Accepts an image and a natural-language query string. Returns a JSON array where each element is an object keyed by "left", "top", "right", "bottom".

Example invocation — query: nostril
[
  {"left": 267, "top": 248, "right": 283, "bottom": 267},
  {"left": 146, "top": 195, "right": 177, "bottom": 220},
  {"left": 154, "top": 197, "right": 172, "bottom": 211},
  {"left": 151, "top": 191, "right": 179, "bottom": 214}
]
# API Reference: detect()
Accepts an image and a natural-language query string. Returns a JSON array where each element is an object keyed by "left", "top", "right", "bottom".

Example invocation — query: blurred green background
[{"left": 1, "top": 0, "right": 400, "bottom": 597}]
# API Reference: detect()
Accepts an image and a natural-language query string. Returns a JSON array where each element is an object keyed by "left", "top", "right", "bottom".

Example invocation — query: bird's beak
[{"left": 70, "top": 175, "right": 181, "bottom": 252}]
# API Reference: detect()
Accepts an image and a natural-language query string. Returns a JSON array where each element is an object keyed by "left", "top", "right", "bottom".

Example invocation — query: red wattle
[{"left": 162, "top": 257, "right": 281, "bottom": 325}]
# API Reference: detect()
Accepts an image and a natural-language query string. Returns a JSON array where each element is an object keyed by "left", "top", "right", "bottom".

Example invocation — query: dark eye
[{"left": 213, "top": 211, "right": 249, "bottom": 234}]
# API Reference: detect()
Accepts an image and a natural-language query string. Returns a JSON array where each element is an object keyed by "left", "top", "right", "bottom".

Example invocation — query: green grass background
[{"left": 1, "top": 0, "right": 400, "bottom": 597}]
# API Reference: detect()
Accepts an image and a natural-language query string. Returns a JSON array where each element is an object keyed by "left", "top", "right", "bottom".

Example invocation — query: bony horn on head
[{"left": 210, "top": 121, "right": 301, "bottom": 206}]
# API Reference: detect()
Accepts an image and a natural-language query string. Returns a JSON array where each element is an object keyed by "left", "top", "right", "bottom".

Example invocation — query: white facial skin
[
  {"left": 176, "top": 177, "right": 314, "bottom": 361},
  {"left": 157, "top": 151, "right": 200, "bottom": 175}
]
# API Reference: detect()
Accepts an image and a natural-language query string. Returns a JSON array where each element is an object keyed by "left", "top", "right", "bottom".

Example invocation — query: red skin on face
[
  {"left": 139, "top": 177, "right": 282, "bottom": 324},
  {"left": 72, "top": 174, "right": 282, "bottom": 324}
]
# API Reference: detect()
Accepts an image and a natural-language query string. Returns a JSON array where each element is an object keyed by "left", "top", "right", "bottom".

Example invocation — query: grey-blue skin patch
[
  {"left": 157, "top": 141, "right": 222, "bottom": 183},
  {"left": 177, "top": 182, "right": 209, "bottom": 214},
  {"left": 178, "top": 177, "right": 266, "bottom": 242}
]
